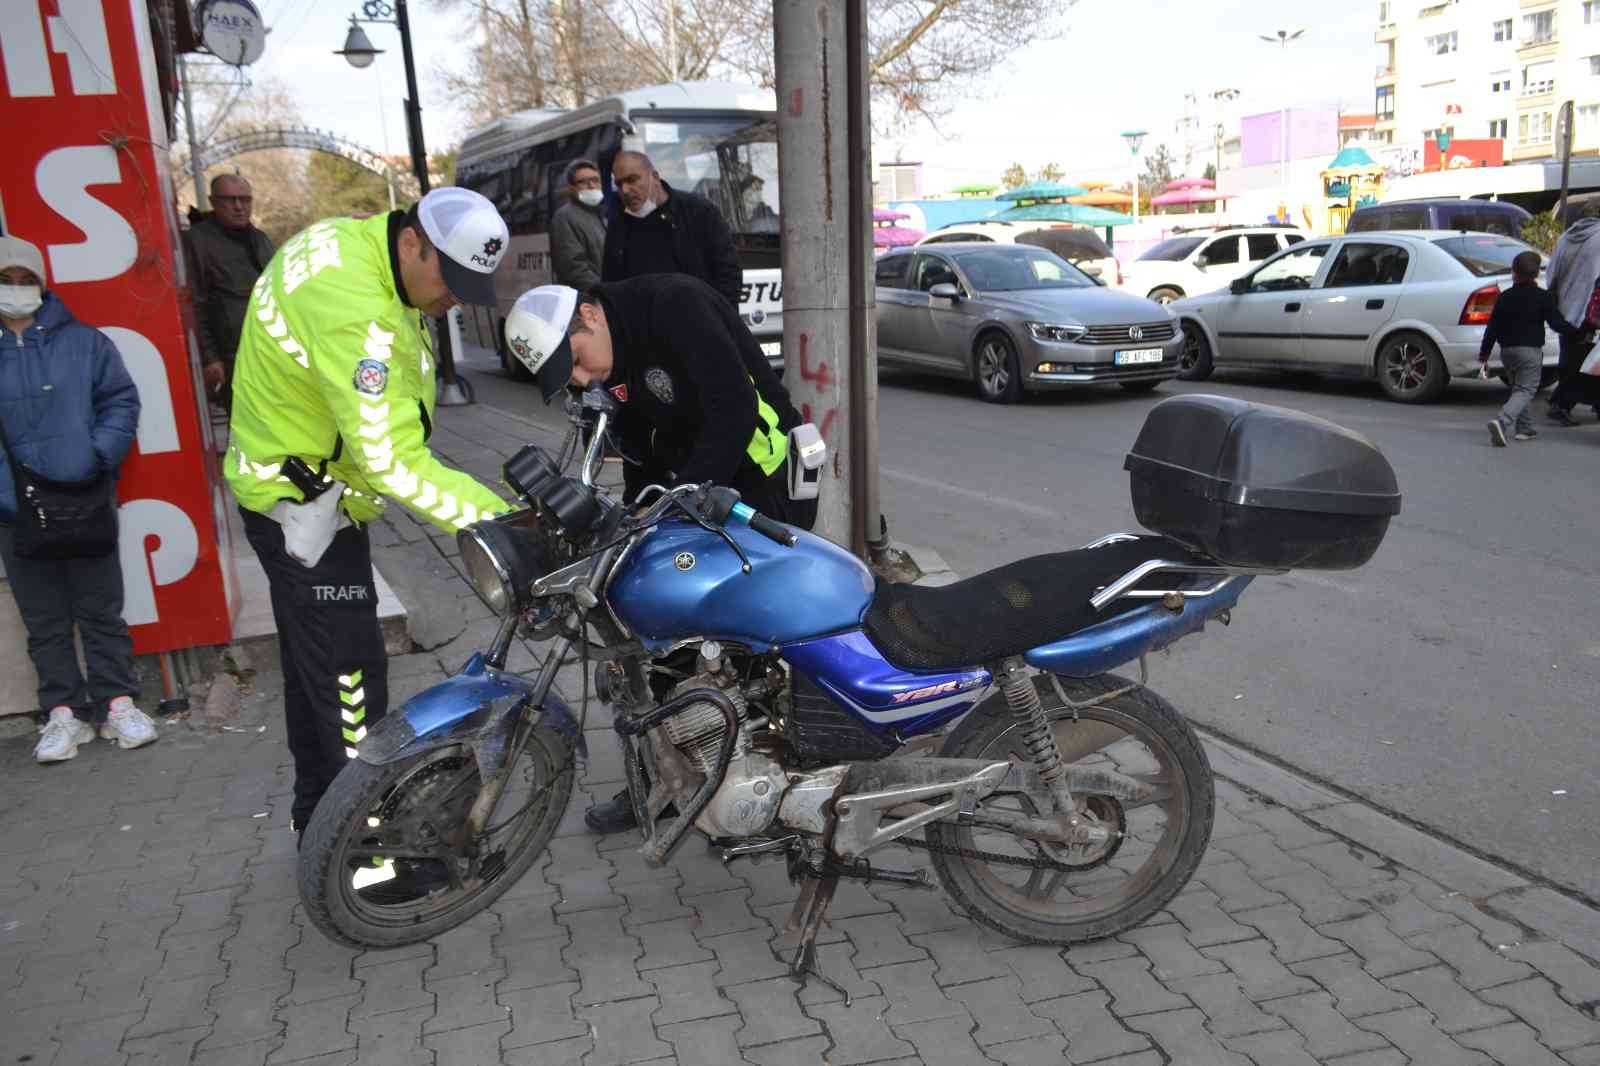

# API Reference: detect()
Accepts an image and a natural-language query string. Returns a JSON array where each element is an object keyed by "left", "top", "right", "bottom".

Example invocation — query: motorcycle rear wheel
[
  {"left": 928, "top": 673, "right": 1213, "bottom": 945},
  {"left": 298, "top": 722, "right": 574, "bottom": 948}
]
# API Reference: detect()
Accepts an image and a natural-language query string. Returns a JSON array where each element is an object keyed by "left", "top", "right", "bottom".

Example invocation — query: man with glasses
[
  {"left": 184, "top": 173, "right": 275, "bottom": 411},
  {"left": 551, "top": 159, "right": 606, "bottom": 290},
  {"left": 225, "top": 189, "right": 511, "bottom": 872}
]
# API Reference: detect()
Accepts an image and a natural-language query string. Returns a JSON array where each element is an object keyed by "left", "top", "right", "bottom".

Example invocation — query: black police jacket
[{"left": 591, "top": 274, "right": 799, "bottom": 503}]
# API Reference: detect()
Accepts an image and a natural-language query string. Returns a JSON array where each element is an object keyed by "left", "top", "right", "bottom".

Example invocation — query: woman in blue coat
[{"left": 0, "top": 235, "right": 156, "bottom": 762}]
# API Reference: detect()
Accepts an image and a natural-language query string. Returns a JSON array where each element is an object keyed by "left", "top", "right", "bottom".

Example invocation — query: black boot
[{"left": 585, "top": 788, "right": 640, "bottom": 834}]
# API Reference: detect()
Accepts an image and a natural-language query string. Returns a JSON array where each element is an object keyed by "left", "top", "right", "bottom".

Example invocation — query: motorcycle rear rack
[{"left": 1080, "top": 532, "right": 1286, "bottom": 611}]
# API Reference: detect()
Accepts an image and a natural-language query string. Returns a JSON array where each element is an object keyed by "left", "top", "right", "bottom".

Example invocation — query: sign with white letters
[{"left": 0, "top": 0, "right": 237, "bottom": 650}]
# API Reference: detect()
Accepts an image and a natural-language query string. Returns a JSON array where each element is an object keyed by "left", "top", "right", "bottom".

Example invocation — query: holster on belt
[{"left": 270, "top": 456, "right": 350, "bottom": 568}]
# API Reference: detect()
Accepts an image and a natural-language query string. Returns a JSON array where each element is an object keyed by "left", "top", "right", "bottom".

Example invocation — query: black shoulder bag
[{"left": 0, "top": 409, "right": 118, "bottom": 560}]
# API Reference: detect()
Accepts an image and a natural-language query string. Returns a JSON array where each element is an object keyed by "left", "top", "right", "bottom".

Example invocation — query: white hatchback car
[
  {"left": 1119, "top": 225, "right": 1309, "bottom": 305},
  {"left": 917, "top": 221, "right": 1122, "bottom": 285},
  {"left": 1171, "top": 231, "right": 1560, "bottom": 403}
]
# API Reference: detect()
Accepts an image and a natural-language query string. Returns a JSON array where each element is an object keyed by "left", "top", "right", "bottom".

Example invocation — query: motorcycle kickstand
[{"left": 785, "top": 872, "right": 851, "bottom": 1007}]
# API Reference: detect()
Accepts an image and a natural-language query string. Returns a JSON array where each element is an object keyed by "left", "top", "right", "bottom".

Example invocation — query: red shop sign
[{"left": 1, "top": 0, "right": 237, "bottom": 653}]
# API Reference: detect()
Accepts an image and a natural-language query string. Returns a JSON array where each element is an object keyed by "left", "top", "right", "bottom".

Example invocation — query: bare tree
[{"left": 428, "top": 0, "right": 1070, "bottom": 134}]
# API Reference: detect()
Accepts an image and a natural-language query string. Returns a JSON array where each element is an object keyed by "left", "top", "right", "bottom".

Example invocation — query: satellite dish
[{"left": 199, "top": 0, "right": 266, "bottom": 67}]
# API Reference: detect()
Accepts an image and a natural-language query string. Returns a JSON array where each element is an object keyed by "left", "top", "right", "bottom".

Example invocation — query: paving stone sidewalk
[{"left": 3, "top": 399, "right": 1598, "bottom": 1066}]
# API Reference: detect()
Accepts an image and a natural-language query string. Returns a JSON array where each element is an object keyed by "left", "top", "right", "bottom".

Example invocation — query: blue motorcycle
[{"left": 299, "top": 388, "right": 1400, "bottom": 981}]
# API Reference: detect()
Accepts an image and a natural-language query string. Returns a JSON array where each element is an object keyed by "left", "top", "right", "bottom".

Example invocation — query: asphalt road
[{"left": 454, "top": 344, "right": 1600, "bottom": 902}]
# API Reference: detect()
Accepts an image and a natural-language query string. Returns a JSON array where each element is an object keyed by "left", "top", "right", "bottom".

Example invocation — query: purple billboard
[{"left": 1241, "top": 107, "right": 1340, "bottom": 167}]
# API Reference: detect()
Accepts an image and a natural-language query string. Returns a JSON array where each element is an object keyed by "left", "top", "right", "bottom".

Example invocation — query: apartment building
[{"left": 1377, "top": 0, "right": 1600, "bottom": 161}]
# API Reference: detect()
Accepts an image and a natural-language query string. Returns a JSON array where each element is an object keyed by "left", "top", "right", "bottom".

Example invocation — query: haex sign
[{"left": 0, "top": 0, "right": 238, "bottom": 653}]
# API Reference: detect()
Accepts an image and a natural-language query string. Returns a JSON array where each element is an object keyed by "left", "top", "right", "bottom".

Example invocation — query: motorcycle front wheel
[
  {"left": 298, "top": 721, "right": 574, "bottom": 948},
  {"left": 928, "top": 673, "right": 1213, "bottom": 945}
]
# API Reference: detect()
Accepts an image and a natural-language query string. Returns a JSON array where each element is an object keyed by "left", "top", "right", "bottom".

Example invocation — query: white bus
[{"left": 454, "top": 81, "right": 784, "bottom": 377}]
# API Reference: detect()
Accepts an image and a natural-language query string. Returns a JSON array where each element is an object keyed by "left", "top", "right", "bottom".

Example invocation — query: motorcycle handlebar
[{"left": 733, "top": 502, "right": 797, "bottom": 547}]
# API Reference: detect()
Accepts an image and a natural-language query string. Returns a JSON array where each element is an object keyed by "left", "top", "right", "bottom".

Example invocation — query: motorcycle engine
[{"left": 651, "top": 649, "right": 787, "bottom": 839}]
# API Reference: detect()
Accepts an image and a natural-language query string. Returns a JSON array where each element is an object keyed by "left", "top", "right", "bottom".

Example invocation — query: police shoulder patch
[{"left": 354, "top": 358, "right": 389, "bottom": 396}]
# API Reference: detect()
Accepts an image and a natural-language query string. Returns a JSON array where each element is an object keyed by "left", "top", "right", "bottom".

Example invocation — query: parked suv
[
  {"left": 917, "top": 221, "right": 1121, "bottom": 284},
  {"left": 1346, "top": 198, "right": 1530, "bottom": 238},
  {"left": 1118, "top": 225, "right": 1308, "bottom": 305}
]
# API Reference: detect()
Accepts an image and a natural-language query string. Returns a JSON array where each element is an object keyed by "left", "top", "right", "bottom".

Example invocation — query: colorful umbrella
[
  {"left": 873, "top": 208, "right": 910, "bottom": 222},
  {"left": 1149, "top": 187, "right": 1235, "bottom": 207},
  {"left": 873, "top": 209, "right": 923, "bottom": 248},
  {"left": 999, "top": 202, "right": 1132, "bottom": 226},
  {"left": 1163, "top": 176, "right": 1215, "bottom": 190},
  {"left": 1068, "top": 190, "right": 1133, "bottom": 208},
  {"left": 995, "top": 180, "right": 1088, "bottom": 203},
  {"left": 1075, "top": 180, "right": 1112, "bottom": 190}
]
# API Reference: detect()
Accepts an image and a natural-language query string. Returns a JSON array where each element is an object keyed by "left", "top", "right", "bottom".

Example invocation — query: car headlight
[
  {"left": 1027, "top": 322, "right": 1088, "bottom": 343},
  {"left": 458, "top": 512, "right": 549, "bottom": 613}
]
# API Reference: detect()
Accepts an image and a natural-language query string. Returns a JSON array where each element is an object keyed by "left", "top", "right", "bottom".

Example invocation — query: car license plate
[
  {"left": 1115, "top": 348, "right": 1164, "bottom": 365},
  {"left": 760, "top": 341, "right": 782, "bottom": 357}
]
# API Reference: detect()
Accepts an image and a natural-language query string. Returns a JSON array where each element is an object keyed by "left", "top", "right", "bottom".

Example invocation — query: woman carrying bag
[{"left": 0, "top": 235, "right": 156, "bottom": 763}]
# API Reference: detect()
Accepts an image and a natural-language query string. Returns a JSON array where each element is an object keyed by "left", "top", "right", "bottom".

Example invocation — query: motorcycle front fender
[{"left": 358, "top": 652, "right": 586, "bottom": 771}]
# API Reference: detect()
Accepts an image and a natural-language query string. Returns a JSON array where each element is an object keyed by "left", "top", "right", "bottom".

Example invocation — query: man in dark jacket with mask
[
  {"left": 601, "top": 151, "right": 743, "bottom": 310},
  {"left": 551, "top": 160, "right": 606, "bottom": 290},
  {"left": 185, "top": 173, "right": 275, "bottom": 411}
]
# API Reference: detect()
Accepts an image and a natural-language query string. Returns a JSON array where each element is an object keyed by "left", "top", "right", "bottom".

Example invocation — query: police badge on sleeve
[{"left": 354, "top": 358, "right": 389, "bottom": 396}]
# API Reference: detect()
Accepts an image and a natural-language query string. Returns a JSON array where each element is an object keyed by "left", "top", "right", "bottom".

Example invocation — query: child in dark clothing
[{"left": 1478, "top": 251, "right": 1585, "bottom": 446}]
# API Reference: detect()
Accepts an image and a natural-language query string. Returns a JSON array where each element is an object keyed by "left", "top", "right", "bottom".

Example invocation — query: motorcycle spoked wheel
[
  {"left": 298, "top": 722, "right": 574, "bottom": 948},
  {"left": 927, "top": 673, "right": 1213, "bottom": 946}
]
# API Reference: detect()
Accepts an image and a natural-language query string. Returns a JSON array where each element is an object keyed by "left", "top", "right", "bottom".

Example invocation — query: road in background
[{"left": 457, "top": 346, "right": 1600, "bottom": 901}]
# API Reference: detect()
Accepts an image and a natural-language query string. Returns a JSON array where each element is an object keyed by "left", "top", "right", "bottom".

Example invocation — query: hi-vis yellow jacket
[{"left": 224, "top": 214, "right": 508, "bottom": 531}]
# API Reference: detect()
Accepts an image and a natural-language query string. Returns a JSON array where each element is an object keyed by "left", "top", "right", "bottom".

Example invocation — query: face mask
[
  {"left": 625, "top": 197, "right": 657, "bottom": 220},
  {"left": 577, "top": 189, "right": 604, "bottom": 207},
  {"left": 0, "top": 285, "right": 42, "bottom": 319}
]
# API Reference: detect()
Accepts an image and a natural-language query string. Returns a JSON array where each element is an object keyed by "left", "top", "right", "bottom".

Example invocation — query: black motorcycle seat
[{"left": 864, "top": 535, "right": 1210, "bottom": 672}]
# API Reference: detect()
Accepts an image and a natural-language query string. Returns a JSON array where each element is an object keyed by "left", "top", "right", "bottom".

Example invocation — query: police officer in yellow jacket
[{"left": 226, "top": 188, "right": 511, "bottom": 849}]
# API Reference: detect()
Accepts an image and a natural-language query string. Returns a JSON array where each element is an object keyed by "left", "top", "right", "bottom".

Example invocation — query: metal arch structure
[{"left": 176, "top": 126, "right": 399, "bottom": 186}]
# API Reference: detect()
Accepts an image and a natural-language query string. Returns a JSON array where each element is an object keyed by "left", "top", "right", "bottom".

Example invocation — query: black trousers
[
  {"left": 1550, "top": 334, "right": 1600, "bottom": 412},
  {"left": 0, "top": 525, "right": 137, "bottom": 721},
  {"left": 735, "top": 461, "right": 818, "bottom": 532},
  {"left": 240, "top": 507, "right": 388, "bottom": 830}
]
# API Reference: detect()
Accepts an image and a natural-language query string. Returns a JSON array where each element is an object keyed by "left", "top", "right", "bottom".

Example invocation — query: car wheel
[
  {"left": 974, "top": 332, "right": 1023, "bottom": 404},
  {"left": 1375, "top": 332, "right": 1448, "bottom": 403},
  {"left": 1148, "top": 286, "right": 1184, "bottom": 305},
  {"left": 499, "top": 316, "right": 533, "bottom": 382},
  {"left": 1177, "top": 321, "right": 1214, "bottom": 381}
]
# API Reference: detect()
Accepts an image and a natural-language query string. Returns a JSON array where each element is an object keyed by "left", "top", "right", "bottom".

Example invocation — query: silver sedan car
[
  {"left": 1172, "top": 231, "right": 1559, "bottom": 403},
  {"left": 875, "top": 243, "right": 1182, "bottom": 403}
]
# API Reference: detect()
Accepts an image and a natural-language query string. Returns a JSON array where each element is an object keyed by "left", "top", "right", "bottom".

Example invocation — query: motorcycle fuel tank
[{"left": 607, "top": 518, "right": 875, "bottom": 650}]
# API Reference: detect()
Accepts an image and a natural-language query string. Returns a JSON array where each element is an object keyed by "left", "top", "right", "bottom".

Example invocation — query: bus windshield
[{"left": 637, "top": 114, "right": 780, "bottom": 239}]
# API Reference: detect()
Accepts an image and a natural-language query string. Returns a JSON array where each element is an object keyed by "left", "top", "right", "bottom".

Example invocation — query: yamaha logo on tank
[{"left": 674, "top": 552, "right": 696, "bottom": 572}]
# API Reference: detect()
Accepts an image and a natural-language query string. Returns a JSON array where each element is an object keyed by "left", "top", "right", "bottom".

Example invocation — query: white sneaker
[
  {"left": 101, "top": 696, "right": 159, "bottom": 749},
  {"left": 35, "top": 707, "right": 96, "bottom": 763}
]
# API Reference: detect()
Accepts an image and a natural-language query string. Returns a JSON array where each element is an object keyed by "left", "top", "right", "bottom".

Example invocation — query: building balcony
[
  {"left": 1511, "top": 141, "right": 1552, "bottom": 161},
  {"left": 1519, "top": 0, "right": 1556, "bottom": 8},
  {"left": 1518, "top": 37, "right": 1559, "bottom": 59},
  {"left": 1376, "top": 22, "right": 1397, "bottom": 42},
  {"left": 1375, "top": 66, "right": 1397, "bottom": 85},
  {"left": 1518, "top": 87, "right": 1556, "bottom": 107}
]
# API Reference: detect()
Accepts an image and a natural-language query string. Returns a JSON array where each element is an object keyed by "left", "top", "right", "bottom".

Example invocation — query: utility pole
[
  {"left": 180, "top": 56, "right": 209, "bottom": 212},
  {"left": 774, "top": 1, "right": 880, "bottom": 558}
]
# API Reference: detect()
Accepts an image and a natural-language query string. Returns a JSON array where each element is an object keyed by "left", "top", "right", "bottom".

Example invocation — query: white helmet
[{"left": 505, "top": 285, "right": 578, "bottom": 402}]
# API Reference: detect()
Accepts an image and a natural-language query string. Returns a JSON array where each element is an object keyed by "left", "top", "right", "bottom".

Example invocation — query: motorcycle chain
[{"left": 897, "top": 834, "right": 1113, "bottom": 873}]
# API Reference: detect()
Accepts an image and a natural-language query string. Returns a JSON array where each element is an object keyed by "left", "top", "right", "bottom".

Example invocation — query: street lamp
[
  {"left": 1122, "top": 128, "right": 1147, "bottom": 228},
  {"left": 334, "top": 0, "right": 429, "bottom": 196},
  {"left": 335, "top": 0, "right": 472, "bottom": 404},
  {"left": 1258, "top": 29, "right": 1305, "bottom": 218}
]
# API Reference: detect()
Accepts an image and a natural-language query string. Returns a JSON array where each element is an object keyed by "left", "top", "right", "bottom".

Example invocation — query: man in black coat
[
  {"left": 183, "top": 173, "right": 275, "bottom": 411},
  {"left": 602, "top": 151, "right": 743, "bottom": 310},
  {"left": 507, "top": 273, "right": 815, "bottom": 529}
]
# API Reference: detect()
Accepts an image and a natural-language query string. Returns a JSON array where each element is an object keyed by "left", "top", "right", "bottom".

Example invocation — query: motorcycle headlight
[{"left": 458, "top": 512, "right": 548, "bottom": 613}]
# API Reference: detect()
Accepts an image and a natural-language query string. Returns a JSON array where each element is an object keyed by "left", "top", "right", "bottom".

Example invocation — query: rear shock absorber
[{"left": 998, "top": 657, "right": 1079, "bottom": 825}]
